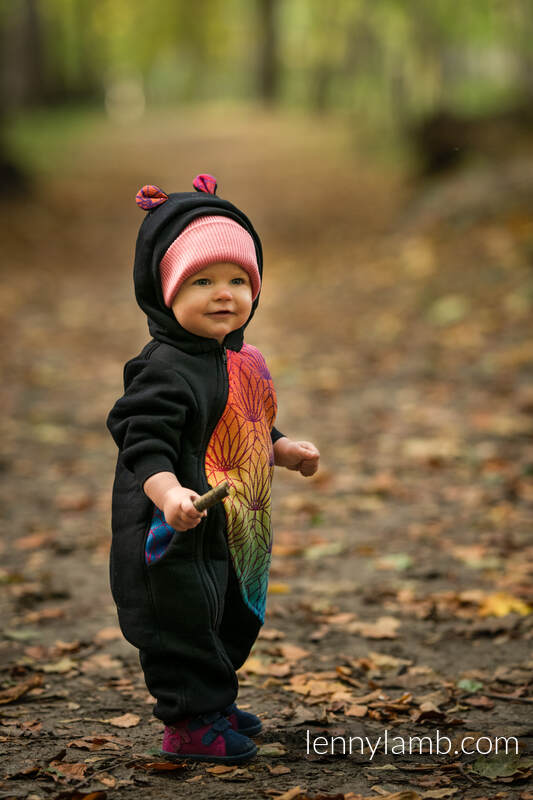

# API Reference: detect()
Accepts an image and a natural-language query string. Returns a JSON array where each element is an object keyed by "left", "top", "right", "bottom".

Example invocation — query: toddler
[{"left": 107, "top": 174, "right": 319, "bottom": 763}]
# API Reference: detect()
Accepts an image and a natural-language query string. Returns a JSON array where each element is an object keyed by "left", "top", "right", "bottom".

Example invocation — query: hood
[{"left": 132, "top": 176, "right": 263, "bottom": 353}]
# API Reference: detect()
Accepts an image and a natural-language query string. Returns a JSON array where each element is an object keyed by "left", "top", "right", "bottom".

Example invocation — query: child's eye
[
  {"left": 231, "top": 278, "right": 245, "bottom": 285},
  {"left": 193, "top": 278, "right": 210, "bottom": 286}
]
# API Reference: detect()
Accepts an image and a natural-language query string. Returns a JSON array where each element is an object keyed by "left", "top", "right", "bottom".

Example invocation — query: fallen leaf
[
  {"left": 40, "top": 657, "right": 78, "bottom": 673},
  {"left": 240, "top": 656, "right": 269, "bottom": 675},
  {"left": 93, "top": 627, "right": 122, "bottom": 644},
  {"left": 259, "top": 627, "right": 286, "bottom": 641},
  {"left": 304, "top": 542, "right": 345, "bottom": 559},
  {"left": 81, "top": 653, "right": 122, "bottom": 673},
  {"left": 49, "top": 760, "right": 89, "bottom": 780},
  {"left": 0, "top": 674, "right": 43, "bottom": 705},
  {"left": 347, "top": 616, "right": 400, "bottom": 639},
  {"left": 258, "top": 742, "right": 287, "bottom": 757},
  {"left": 55, "top": 489, "right": 93, "bottom": 511},
  {"left": 52, "top": 793, "right": 107, "bottom": 800},
  {"left": 206, "top": 765, "right": 238, "bottom": 774},
  {"left": 276, "top": 643, "right": 310, "bottom": 661},
  {"left": 104, "top": 713, "right": 140, "bottom": 728},
  {"left": 15, "top": 532, "right": 56, "bottom": 550},
  {"left": 376, "top": 553, "right": 413, "bottom": 571},
  {"left": 268, "top": 764, "right": 291, "bottom": 775},
  {"left": 345, "top": 704, "right": 367, "bottom": 717},
  {"left": 68, "top": 735, "right": 126, "bottom": 751},
  {"left": 24, "top": 607, "right": 65, "bottom": 625},
  {"left": 469, "top": 753, "right": 533, "bottom": 781},
  {"left": 457, "top": 678, "right": 483, "bottom": 693},
  {"left": 268, "top": 583, "right": 291, "bottom": 594},
  {"left": 7, "top": 764, "right": 41, "bottom": 779},
  {"left": 478, "top": 592, "right": 531, "bottom": 617},
  {"left": 135, "top": 760, "right": 186, "bottom": 772},
  {"left": 270, "top": 662, "right": 293, "bottom": 678},
  {"left": 368, "top": 652, "right": 412, "bottom": 671},
  {"left": 464, "top": 695, "right": 495, "bottom": 709},
  {"left": 273, "top": 788, "right": 304, "bottom": 800}
]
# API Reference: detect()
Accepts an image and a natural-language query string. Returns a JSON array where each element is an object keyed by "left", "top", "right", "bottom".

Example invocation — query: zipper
[
  {"left": 197, "top": 344, "right": 229, "bottom": 630},
  {"left": 195, "top": 344, "right": 237, "bottom": 690}
]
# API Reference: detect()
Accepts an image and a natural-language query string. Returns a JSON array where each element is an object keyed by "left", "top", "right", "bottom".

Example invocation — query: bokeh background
[{"left": 1, "top": 2, "right": 533, "bottom": 797}]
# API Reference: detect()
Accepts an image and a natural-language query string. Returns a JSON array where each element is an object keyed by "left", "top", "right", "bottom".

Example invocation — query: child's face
[{"left": 171, "top": 262, "right": 253, "bottom": 344}]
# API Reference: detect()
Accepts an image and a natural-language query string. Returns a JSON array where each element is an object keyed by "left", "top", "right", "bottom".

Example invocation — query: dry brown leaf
[
  {"left": 55, "top": 488, "right": 93, "bottom": 511},
  {"left": 0, "top": 674, "right": 42, "bottom": 705},
  {"left": 240, "top": 655, "right": 269, "bottom": 675},
  {"left": 345, "top": 704, "right": 368, "bottom": 717},
  {"left": 98, "top": 774, "right": 117, "bottom": 787},
  {"left": 93, "top": 626, "right": 122, "bottom": 644},
  {"left": 270, "top": 662, "right": 293, "bottom": 678},
  {"left": 206, "top": 765, "right": 238, "bottom": 775},
  {"left": 464, "top": 695, "right": 495, "bottom": 709},
  {"left": 68, "top": 735, "right": 126, "bottom": 751},
  {"left": 347, "top": 616, "right": 400, "bottom": 639},
  {"left": 104, "top": 712, "right": 140, "bottom": 728},
  {"left": 260, "top": 627, "right": 286, "bottom": 640},
  {"left": 268, "top": 765, "right": 291, "bottom": 775},
  {"left": 81, "top": 653, "right": 122, "bottom": 672},
  {"left": 212, "top": 767, "right": 253, "bottom": 781},
  {"left": 40, "top": 657, "right": 77, "bottom": 673},
  {"left": 135, "top": 760, "right": 186, "bottom": 772},
  {"left": 24, "top": 607, "right": 65, "bottom": 623},
  {"left": 49, "top": 760, "right": 89, "bottom": 780},
  {"left": 273, "top": 787, "right": 305, "bottom": 800},
  {"left": 15, "top": 532, "right": 56, "bottom": 550},
  {"left": 276, "top": 643, "right": 311, "bottom": 661}
]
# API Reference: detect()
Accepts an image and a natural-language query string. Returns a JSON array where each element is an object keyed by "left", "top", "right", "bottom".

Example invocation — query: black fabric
[{"left": 107, "top": 182, "right": 282, "bottom": 723}]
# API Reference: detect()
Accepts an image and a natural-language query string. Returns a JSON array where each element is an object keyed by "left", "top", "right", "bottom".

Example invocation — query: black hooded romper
[{"left": 106, "top": 181, "right": 284, "bottom": 724}]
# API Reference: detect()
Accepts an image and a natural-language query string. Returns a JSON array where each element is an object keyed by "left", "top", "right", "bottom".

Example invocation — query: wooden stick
[{"left": 193, "top": 481, "right": 230, "bottom": 512}]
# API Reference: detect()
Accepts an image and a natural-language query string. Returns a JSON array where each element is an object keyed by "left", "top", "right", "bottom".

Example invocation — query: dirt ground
[{"left": 1, "top": 107, "right": 533, "bottom": 800}]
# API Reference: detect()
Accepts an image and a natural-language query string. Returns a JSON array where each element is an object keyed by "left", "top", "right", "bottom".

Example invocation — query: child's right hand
[{"left": 162, "top": 486, "right": 207, "bottom": 531}]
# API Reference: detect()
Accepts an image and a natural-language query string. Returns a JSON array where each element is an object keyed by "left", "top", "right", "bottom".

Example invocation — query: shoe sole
[
  {"left": 160, "top": 742, "right": 257, "bottom": 764},
  {"left": 238, "top": 722, "right": 262, "bottom": 737}
]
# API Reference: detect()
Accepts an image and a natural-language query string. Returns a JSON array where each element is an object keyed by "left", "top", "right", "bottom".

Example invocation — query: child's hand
[
  {"left": 274, "top": 438, "right": 320, "bottom": 477},
  {"left": 162, "top": 486, "right": 207, "bottom": 531}
]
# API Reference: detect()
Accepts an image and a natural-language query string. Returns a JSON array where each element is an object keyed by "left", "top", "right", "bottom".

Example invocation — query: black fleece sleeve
[
  {"left": 106, "top": 359, "right": 196, "bottom": 488},
  {"left": 271, "top": 426, "right": 286, "bottom": 444}
]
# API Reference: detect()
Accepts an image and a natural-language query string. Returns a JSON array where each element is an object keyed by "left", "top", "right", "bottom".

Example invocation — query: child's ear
[{"left": 136, "top": 184, "right": 168, "bottom": 211}]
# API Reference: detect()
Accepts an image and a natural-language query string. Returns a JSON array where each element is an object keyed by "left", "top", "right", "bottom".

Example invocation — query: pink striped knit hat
[{"left": 159, "top": 215, "right": 261, "bottom": 307}]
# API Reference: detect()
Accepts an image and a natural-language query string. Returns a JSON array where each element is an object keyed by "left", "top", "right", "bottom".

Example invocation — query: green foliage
[{"left": 3, "top": 0, "right": 532, "bottom": 125}]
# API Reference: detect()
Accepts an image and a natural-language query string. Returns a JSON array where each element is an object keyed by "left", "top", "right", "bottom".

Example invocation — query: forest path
[{"left": 1, "top": 107, "right": 533, "bottom": 800}]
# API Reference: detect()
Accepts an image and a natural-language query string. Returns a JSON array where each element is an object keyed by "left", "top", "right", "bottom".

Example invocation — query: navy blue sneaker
[
  {"left": 161, "top": 711, "right": 257, "bottom": 763},
  {"left": 224, "top": 703, "right": 262, "bottom": 737}
]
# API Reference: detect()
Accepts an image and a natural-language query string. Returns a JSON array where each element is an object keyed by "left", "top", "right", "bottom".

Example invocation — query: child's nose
[{"left": 215, "top": 285, "right": 233, "bottom": 300}]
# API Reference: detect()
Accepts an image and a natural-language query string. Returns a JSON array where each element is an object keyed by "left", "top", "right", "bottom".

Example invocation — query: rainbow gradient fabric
[
  {"left": 205, "top": 344, "right": 277, "bottom": 622},
  {"left": 144, "top": 344, "right": 277, "bottom": 623}
]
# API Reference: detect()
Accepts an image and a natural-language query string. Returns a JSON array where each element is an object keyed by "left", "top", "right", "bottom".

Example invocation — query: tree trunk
[
  {"left": 257, "top": 0, "right": 279, "bottom": 104},
  {"left": 2, "top": 0, "right": 45, "bottom": 108}
]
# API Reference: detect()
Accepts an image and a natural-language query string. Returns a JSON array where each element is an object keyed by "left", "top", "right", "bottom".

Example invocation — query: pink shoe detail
[{"left": 161, "top": 712, "right": 256, "bottom": 763}]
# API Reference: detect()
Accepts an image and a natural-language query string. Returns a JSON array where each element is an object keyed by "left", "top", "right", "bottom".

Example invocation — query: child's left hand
[{"left": 273, "top": 438, "right": 320, "bottom": 476}]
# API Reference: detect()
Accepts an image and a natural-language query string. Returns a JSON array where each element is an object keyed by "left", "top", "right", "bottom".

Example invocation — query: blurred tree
[
  {"left": 2, "top": 0, "right": 45, "bottom": 108},
  {"left": 257, "top": 0, "right": 279, "bottom": 104},
  {"left": 0, "top": 2, "right": 32, "bottom": 192}
]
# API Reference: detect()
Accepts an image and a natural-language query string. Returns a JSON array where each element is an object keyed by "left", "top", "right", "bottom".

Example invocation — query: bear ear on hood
[
  {"left": 193, "top": 173, "right": 217, "bottom": 195},
  {"left": 135, "top": 184, "right": 168, "bottom": 211}
]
